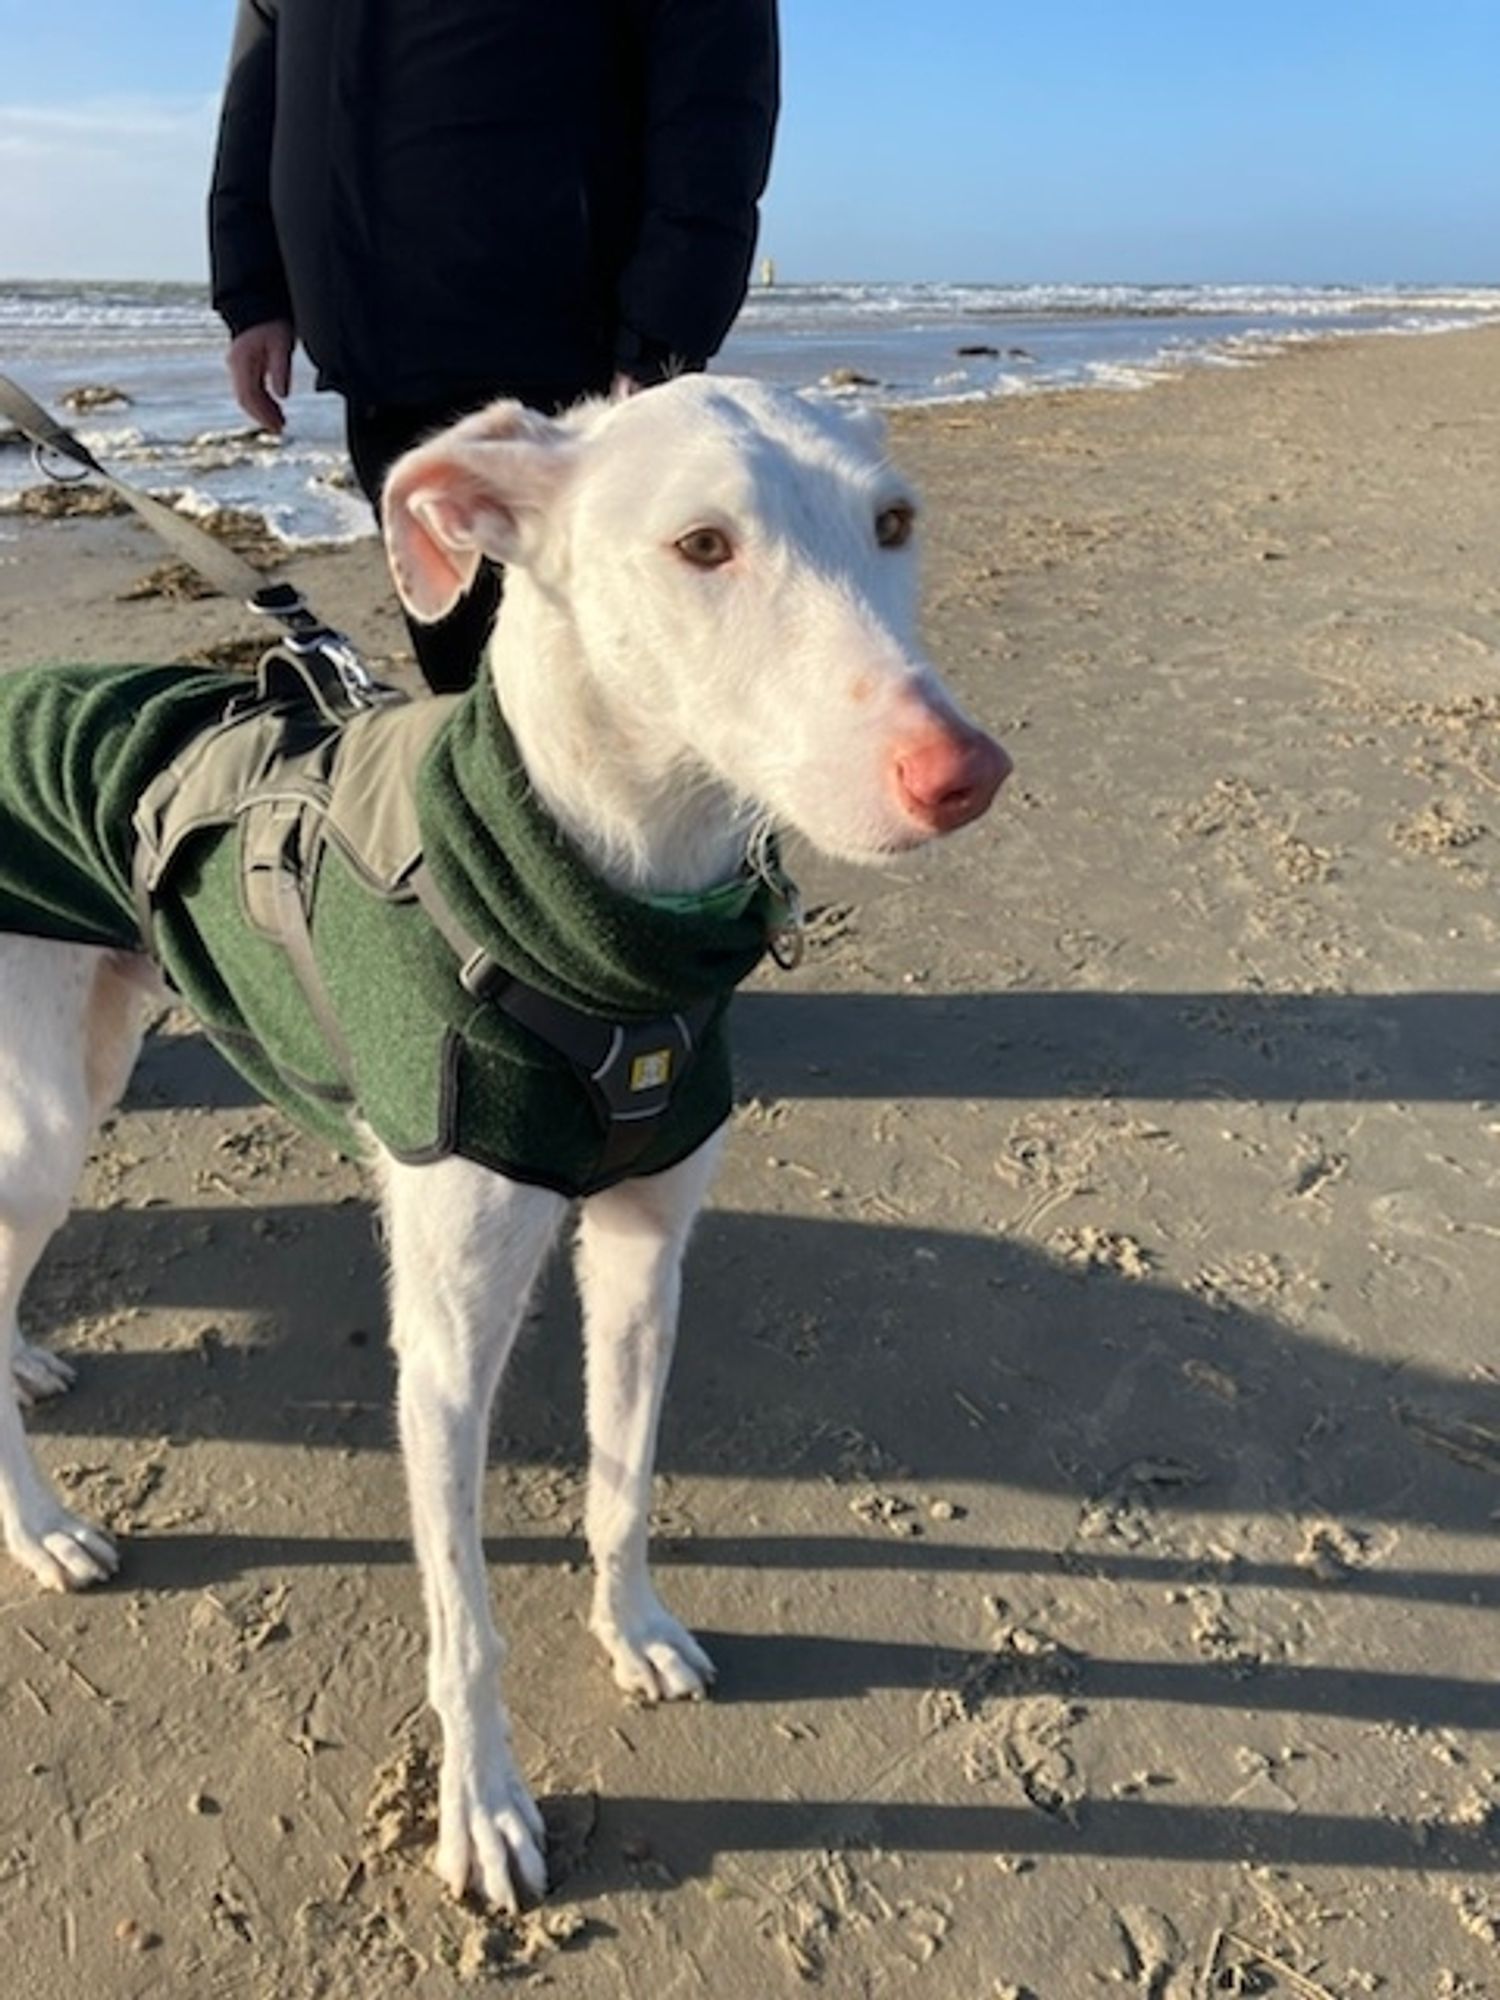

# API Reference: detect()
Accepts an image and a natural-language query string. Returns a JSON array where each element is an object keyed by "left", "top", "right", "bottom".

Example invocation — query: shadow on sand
[{"left": 24, "top": 993, "right": 1496, "bottom": 1888}]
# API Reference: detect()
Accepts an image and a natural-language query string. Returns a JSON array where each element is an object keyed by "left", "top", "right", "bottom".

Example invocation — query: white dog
[{"left": 0, "top": 377, "right": 1008, "bottom": 1910}]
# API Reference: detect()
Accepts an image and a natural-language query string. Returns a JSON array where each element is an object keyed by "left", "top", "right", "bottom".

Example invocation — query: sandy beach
[{"left": 1, "top": 326, "right": 1497, "bottom": 1997}]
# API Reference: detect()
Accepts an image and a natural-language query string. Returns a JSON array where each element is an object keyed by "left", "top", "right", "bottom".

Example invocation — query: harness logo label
[{"left": 630, "top": 1049, "right": 673, "bottom": 1092}]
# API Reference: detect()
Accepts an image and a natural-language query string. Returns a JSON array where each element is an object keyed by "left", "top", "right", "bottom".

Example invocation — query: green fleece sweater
[{"left": 0, "top": 662, "right": 778, "bottom": 1195}]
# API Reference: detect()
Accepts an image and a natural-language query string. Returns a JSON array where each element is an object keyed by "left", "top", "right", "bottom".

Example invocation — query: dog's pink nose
[{"left": 894, "top": 727, "right": 1011, "bottom": 833}]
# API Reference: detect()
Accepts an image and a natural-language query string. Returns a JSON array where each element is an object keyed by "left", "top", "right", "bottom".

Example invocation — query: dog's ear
[{"left": 381, "top": 400, "right": 576, "bottom": 623}]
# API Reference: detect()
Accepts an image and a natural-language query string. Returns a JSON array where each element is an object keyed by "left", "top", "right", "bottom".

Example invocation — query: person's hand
[{"left": 227, "top": 319, "right": 295, "bottom": 432}]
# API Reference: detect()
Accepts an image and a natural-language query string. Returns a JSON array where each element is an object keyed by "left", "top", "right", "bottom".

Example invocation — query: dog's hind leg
[
  {"left": 11, "top": 950, "right": 156, "bottom": 1412},
  {"left": 378, "top": 1149, "right": 567, "bottom": 1913},
  {"left": 575, "top": 1132, "right": 724, "bottom": 1703},
  {"left": 0, "top": 939, "right": 138, "bottom": 1589}
]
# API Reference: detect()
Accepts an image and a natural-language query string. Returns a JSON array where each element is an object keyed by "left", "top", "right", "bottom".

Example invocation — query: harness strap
[
  {"left": 265, "top": 823, "right": 359, "bottom": 1095},
  {"left": 409, "top": 861, "right": 715, "bottom": 1174}
]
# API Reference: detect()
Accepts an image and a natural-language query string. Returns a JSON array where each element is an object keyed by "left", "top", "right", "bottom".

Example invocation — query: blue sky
[{"left": 1, "top": 0, "right": 1496, "bottom": 284}]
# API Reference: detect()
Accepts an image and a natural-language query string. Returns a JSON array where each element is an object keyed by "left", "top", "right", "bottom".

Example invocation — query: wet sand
[{"left": 1, "top": 326, "right": 1497, "bottom": 1997}]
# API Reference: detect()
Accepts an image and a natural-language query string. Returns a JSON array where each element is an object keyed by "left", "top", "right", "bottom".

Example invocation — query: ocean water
[{"left": 3, "top": 279, "right": 1498, "bottom": 545}]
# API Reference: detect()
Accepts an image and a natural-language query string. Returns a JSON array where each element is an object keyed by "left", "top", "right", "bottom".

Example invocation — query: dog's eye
[
  {"left": 875, "top": 504, "right": 915, "bottom": 549},
  {"left": 675, "top": 527, "right": 734, "bottom": 568}
]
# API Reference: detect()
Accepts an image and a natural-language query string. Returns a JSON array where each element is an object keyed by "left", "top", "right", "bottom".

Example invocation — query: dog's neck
[{"left": 486, "top": 582, "right": 756, "bottom": 900}]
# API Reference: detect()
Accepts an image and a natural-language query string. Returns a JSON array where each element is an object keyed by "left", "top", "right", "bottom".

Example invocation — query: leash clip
[
  {"left": 31, "top": 442, "right": 91, "bottom": 486},
  {"left": 290, "top": 629, "right": 394, "bottom": 712},
  {"left": 767, "top": 880, "right": 805, "bottom": 971},
  {"left": 745, "top": 823, "right": 804, "bottom": 972},
  {"left": 249, "top": 582, "right": 393, "bottom": 711}
]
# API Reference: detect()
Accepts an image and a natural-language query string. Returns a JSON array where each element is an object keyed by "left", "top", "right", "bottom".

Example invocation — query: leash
[{"left": 0, "top": 370, "right": 387, "bottom": 711}]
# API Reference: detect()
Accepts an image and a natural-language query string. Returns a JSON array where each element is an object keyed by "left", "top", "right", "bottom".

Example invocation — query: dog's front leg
[
  {"left": 378, "top": 1150, "right": 567, "bottom": 1912},
  {"left": 575, "top": 1134, "right": 723, "bottom": 1702}
]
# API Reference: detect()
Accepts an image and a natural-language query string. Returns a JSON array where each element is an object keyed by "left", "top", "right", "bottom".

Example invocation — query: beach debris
[
  {"left": 1269, "top": 829, "right": 1336, "bottom": 882},
  {"left": 1289, "top": 1147, "right": 1347, "bottom": 1199},
  {"left": 1296, "top": 1519, "right": 1381, "bottom": 1582},
  {"left": 995, "top": 1695, "right": 1088, "bottom": 1821},
  {"left": 1186, "top": 1586, "right": 1265, "bottom": 1670},
  {"left": 362, "top": 1739, "right": 439, "bottom": 1857},
  {"left": 174, "top": 498, "right": 286, "bottom": 566},
  {"left": 801, "top": 899, "right": 859, "bottom": 951},
  {"left": 1450, "top": 1884, "right": 1500, "bottom": 1949},
  {"left": 118, "top": 558, "right": 221, "bottom": 602},
  {"left": 60, "top": 382, "right": 133, "bottom": 412},
  {"left": 1075, "top": 1456, "right": 1206, "bottom": 1550},
  {"left": 821, "top": 365, "right": 880, "bottom": 390},
  {"left": 453, "top": 1907, "right": 588, "bottom": 1980},
  {"left": 763, "top": 1846, "right": 948, "bottom": 1982},
  {"left": 826, "top": 1420, "right": 905, "bottom": 1483},
  {"left": 1201, "top": 1927, "right": 1338, "bottom": 1998},
  {"left": 1391, "top": 799, "right": 1486, "bottom": 856},
  {"left": 0, "top": 481, "right": 130, "bottom": 519},
  {"left": 1193, "top": 1250, "right": 1287, "bottom": 1311},
  {"left": 173, "top": 634, "right": 271, "bottom": 674},
  {"left": 1181, "top": 1357, "right": 1243, "bottom": 1403},
  {"left": 1110, "top": 1903, "right": 1184, "bottom": 1993},
  {"left": 849, "top": 1488, "right": 921, "bottom": 1535},
  {"left": 186, "top": 423, "right": 279, "bottom": 451},
  {"left": 1050, "top": 1222, "right": 1153, "bottom": 1279},
  {"left": 113, "top": 1917, "right": 160, "bottom": 1952},
  {"left": 15, "top": 1623, "right": 116, "bottom": 1705},
  {"left": 1109, "top": 1769, "right": 1176, "bottom": 1799},
  {"left": 1435, "top": 1975, "right": 1487, "bottom": 1999},
  {"left": 931, "top": 1607, "right": 1083, "bottom": 1768},
  {"left": 1393, "top": 1404, "right": 1500, "bottom": 1477}
]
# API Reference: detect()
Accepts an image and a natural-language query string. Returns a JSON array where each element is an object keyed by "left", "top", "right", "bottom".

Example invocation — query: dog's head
[{"left": 382, "top": 377, "right": 1008, "bottom": 861}]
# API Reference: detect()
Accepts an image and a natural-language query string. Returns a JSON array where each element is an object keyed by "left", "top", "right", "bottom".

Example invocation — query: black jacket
[{"left": 209, "top": 0, "right": 778, "bottom": 405}]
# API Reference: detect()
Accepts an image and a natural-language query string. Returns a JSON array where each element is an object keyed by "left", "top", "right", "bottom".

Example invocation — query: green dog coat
[{"left": 0, "top": 659, "right": 786, "bottom": 1196}]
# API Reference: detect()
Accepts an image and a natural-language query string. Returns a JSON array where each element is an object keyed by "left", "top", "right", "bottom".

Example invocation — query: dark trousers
[{"left": 345, "top": 384, "right": 599, "bottom": 694}]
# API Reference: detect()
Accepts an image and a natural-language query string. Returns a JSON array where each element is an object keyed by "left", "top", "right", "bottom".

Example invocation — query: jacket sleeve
[
  {"left": 615, "top": 0, "right": 779, "bottom": 375},
  {"left": 208, "top": 0, "right": 293, "bottom": 337}
]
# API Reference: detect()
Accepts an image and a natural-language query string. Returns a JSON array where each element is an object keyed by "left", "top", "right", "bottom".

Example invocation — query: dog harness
[{"left": 0, "top": 655, "right": 793, "bottom": 1196}]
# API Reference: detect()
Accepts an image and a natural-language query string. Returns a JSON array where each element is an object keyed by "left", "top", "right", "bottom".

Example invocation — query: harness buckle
[
  {"left": 459, "top": 949, "right": 507, "bottom": 1001},
  {"left": 589, "top": 1013, "right": 697, "bottom": 1124}
]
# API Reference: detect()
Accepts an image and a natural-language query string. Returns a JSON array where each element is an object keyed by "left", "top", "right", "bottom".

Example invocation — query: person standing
[{"left": 210, "top": 0, "right": 779, "bottom": 692}]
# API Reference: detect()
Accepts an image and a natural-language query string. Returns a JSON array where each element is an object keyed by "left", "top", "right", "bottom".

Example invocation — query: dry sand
[{"left": 0, "top": 327, "right": 1497, "bottom": 1998}]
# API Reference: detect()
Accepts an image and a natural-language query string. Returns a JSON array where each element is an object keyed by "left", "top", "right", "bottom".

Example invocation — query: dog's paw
[
  {"left": 7, "top": 1509, "right": 119, "bottom": 1592},
  {"left": 13, "top": 1342, "right": 76, "bottom": 1409},
  {"left": 435, "top": 1751, "right": 548, "bottom": 1914},
  {"left": 592, "top": 1592, "right": 717, "bottom": 1704}
]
